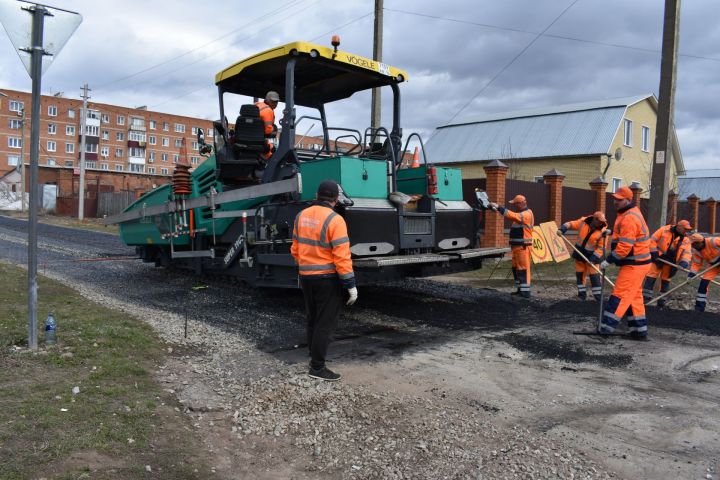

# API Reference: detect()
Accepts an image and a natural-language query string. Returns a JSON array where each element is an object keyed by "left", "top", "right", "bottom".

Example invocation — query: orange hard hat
[
  {"left": 676, "top": 219, "right": 692, "bottom": 230},
  {"left": 508, "top": 194, "right": 526, "bottom": 205},
  {"left": 592, "top": 211, "right": 607, "bottom": 223},
  {"left": 689, "top": 233, "right": 704, "bottom": 244},
  {"left": 611, "top": 186, "right": 633, "bottom": 201}
]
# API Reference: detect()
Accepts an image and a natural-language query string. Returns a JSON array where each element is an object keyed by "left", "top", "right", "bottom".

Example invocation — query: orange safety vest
[
  {"left": 690, "top": 237, "right": 720, "bottom": 273},
  {"left": 254, "top": 101, "right": 275, "bottom": 136},
  {"left": 650, "top": 224, "right": 691, "bottom": 265},
  {"left": 290, "top": 203, "right": 355, "bottom": 282},
  {"left": 609, "top": 205, "right": 651, "bottom": 265},
  {"left": 504, "top": 208, "right": 534, "bottom": 246},
  {"left": 566, "top": 216, "right": 607, "bottom": 262}
]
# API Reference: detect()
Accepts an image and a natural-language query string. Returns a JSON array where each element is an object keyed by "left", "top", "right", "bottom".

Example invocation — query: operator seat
[{"left": 217, "top": 104, "right": 268, "bottom": 184}]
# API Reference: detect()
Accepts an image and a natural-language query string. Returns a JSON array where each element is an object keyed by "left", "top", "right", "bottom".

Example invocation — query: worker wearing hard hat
[
  {"left": 558, "top": 211, "right": 608, "bottom": 301},
  {"left": 598, "top": 186, "right": 652, "bottom": 339},
  {"left": 291, "top": 180, "right": 357, "bottom": 381},
  {"left": 255, "top": 91, "right": 280, "bottom": 159},
  {"left": 688, "top": 233, "right": 720, "bottom": 312},
  {"left": 642, "top": 220, "right": 692, "bottom": 308},
  {"left": 489, "top": 195, "right": 534, "bottom": 298}
]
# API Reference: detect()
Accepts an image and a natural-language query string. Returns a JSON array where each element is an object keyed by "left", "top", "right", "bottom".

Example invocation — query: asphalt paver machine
[{"left": 105, "top": 39, "right": 508, "bottom": 287}]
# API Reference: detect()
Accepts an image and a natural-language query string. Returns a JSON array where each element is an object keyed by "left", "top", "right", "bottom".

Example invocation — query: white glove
[
  {"left": 600, "top": 260, "right": 610, "bottom": 270},
  {"left": 346, "top": 287, "right": 358, "bottom": 306}
]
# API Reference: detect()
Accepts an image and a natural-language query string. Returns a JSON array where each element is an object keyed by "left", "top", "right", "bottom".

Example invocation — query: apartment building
[{"left": 0, "top": 88, "right": 215, "bottom": 178}]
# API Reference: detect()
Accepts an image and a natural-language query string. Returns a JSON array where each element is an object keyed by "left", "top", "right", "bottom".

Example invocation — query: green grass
[{"left": 0, "top": 262, "right": 203, "bottom": 479}]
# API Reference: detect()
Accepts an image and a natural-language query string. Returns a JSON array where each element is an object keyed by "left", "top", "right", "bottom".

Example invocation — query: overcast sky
[{"left": 1, "top": 0, "right": 718, "bottom": 170}]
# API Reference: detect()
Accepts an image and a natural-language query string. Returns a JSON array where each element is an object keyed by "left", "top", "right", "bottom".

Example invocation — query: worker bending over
[
  {"left": 558, "top": 211, "right": 608, "bottom": 301},
  {"left": 598, "top": 186, "right": 652, "bottom": 339},
  {"left": 688, "top": 233, "right": 720, "bottom": 312},
  {"left": 642, "top": 220, "right": 692, "bottom": 308},
  {"left": 489, "top": 195, "right": 534, "bottom": 298}
]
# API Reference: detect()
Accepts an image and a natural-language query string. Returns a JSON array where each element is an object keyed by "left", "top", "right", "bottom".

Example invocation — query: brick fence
[{"left": 465, "top": 160, "right": 719, "bottom": 248}]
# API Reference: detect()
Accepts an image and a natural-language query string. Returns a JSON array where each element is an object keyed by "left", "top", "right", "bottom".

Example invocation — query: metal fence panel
[
  {"left": 97, "top": 191, "right": 135, "bottom": 218},
  {"left": 561, "top": 185, "right": 596, "bottom": 222}
]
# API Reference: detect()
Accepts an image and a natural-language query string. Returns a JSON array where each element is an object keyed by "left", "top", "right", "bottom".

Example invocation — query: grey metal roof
[
  {"left": 425, "top": 95, "right": 653, "bottom": 164},
  {"left": 678, "top": 169, "right": 720, "bottom": 200}
]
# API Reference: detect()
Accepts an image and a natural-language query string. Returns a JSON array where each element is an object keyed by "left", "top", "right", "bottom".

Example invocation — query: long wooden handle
[
  {"left": 656, "top": 257, "right": 720, "bottom": 287},
  {"left": 646, "top": 262, "right": 718, "bottom": 305},
  {"left": 558, "top": 232, "right": 615, "bottom": 287}
]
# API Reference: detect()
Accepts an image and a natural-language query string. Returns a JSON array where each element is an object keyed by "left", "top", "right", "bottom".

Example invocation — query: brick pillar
[
  {"left": 688, "top": 194, "right": 699, "bottom": 230},
  {"left": 630, "top": 181, "right": 643, "bottom": 205},
  {"left": 589, "top": 177, "right": 608, "bottom": 215},
  {"left": 707, "top": 197, "right": 717, "bottom": 234},
  {"left": 667, "top": 190, "right": 678, "bottom": 224},
  {"left": 543, "top": 168, "right": 565, "bottom": 226},
  {"left": 482, "top": 160, "right": 509, "bottom": 248}
]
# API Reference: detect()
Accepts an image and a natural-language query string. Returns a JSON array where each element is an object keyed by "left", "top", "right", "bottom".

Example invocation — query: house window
[
  {"left": 149, "top": 120, "right": 157, "bottom": 129},
  {"left": 65, "top": 160, "right": 73, "bottom": 167},
  {"left": 174, "top": 138, "right": 182, "bottom": 148},
  {"left": 117, "top": 115, "right": 125, "bottom": 125},
  {"left": 100, "top": 163, "right": 109, "bottom": 170},
  {"left": 161, "top": 167, "right": 169, "bottom": 175},
  {"left": 48, "top": 123, "right": 56, "bottom": 135},
  {"left": 129, "top": 147, "right": 145, "bottom": 157},
  {"left": 47, "top": 140, "right": 56, "bottom": 152},
  {"left": 641, "top": 126, "right": 650, "bottom": 152},
  {"left": 129, "top": 131, "right": 146, "bottom": 142},
  {"left": 191, "top": 156, "right": 199, "bottom": 165},
  {"left": 162, "top": 122, "right": 169, "bottom": 131},
  {"left": 85, "top": 143, "right": 98, "bottom": 154},
  {"left": 612, "top": 178, "right": 622, "bottom": 193},
  {"left": 191, "top": 126, "right": 199, "bottom": 135},
  {"left": 173, "top": 154, "right": 179, "bottom": 163},
  {"left": 116, "top": 132, "right": 125, "bottom": 141},
  {"left": 66, "top": 125, "right": 75, "bottom": 136},
  {"left": 192, "top": 141, "right": 199, "bottom": 150},
  {"left": 9, "top": 119, "right": 21, "bottom": 129},
  {"left": 533, "top": 176, "right": 544, "bottom": 183},
  {"left": 47, "top": 158, "right": 56, "bottom": 166},
  {"left": 149, "top": 151, "right": 156, "bottom": 161},
  {"left": 68, "top": 109, "right": 75, "bottom": 119},
  {"left": 48, "top": 105, "right": 57, "bottom": 116},
  {"left": 101, "top": 113, "right": 109, "bottom": 123},
  {"left": 115, "top": 148, "right": 123, "bottom": 157},
  {"left": 207, "top": 129, "right": 213, "bottom": 138},
  {"left": 174, "top": 123, "right": 185, "bottom": 133},
  {"left": 101, "top": 146, "right": 109, "bottom": 157},
  {"left": 8, "top": 154, "right": 19, "bottom": 166},
  {"left": 623, "top": 119, "right": 632, "bottom": 147},
  {"left": 115, "top": 164, "right": 124, "bottom": 171},
  {"left": 85, "top": 161, "right": 96, "bottom": 169},
  {"left": 8, "top": 137, "right": 22, "bottom": 149},
  {"left": 65, "top": 143, "right": 74, "bottom": 154},
  {"left": 102, "top": 130, "right": 109, "bottom": 140},
  {"left": 161, "top": 153, "right": 168, "bottom": 162},
  {"left": 9, "top": 100, "right": 23, "bottom": 112},
  {"left": 148, "top": 166, "right": 156, "bottom": 174},
  {"left": 162, "top": 137, "right": 169, "bottom": 147},
  {"left": 129, "top": 164, "right": 145, "bottom": 173},
  {"left": 149, "top": 135, "right": 156, "bottom": 145},
  {"left": 85, "top": 125, "right": 99, "bottom": 136}
]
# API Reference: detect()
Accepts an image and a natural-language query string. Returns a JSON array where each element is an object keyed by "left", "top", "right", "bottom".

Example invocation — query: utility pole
[
  {"left": 18, "top": 108, "right": 26, "bottom": 212},
  {"left": 648, "top": 0, "right": 681, "bottom": 232},
  {"left": 370, "top": 0, "right": 383, "bottom": 130},
  {"left": 78, "top": 83, "right": 90, "bottom": 220}
]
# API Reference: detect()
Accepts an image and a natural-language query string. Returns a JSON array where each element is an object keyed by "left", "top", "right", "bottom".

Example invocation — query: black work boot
[{"left": 578, "top": 291, "right": 587, "bottom": 300}]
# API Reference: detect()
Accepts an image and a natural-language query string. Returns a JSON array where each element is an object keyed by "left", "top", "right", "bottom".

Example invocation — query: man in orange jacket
[
  {"left": 489, "top": 195, "right": 534, "bottom": 298},
  {"left": 291, "top": 180, "right": 357, "bottom": 381},
  {"left": 255, "top": 91, "right": 279, "bottom": 159},
  {"left": 687, "top": 233, "right": 720, "bottom": 312},
  {"left": 598, "top": 186, "right": 652, "bottom": 339},
  {"left": 558, "top": 211, "right": 608, "bottom": 301},
  {"left": 642, "top": 219, "right": 692, "bottom": 307}
]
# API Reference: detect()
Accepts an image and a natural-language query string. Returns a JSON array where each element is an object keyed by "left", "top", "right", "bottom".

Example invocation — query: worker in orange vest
[
  {"left": 489, "top": 195, "right": 534, "bottom": 298},
  {"left": 687, "top": 233, "right": 720, "bottom": 312},
  {"left": 598, "top": 186, "right": 652, "bottom": 339},
  {"left": 558, "top": 211, "right": 608, "bottom": 301},
  {"left": 291, "top": 180, "right": 357, "bottom": 381},
  {"left": 255, "top": 91, "right": 279, "bottom": 159},
  {"left": 642, "top": 219, "right": 692, "bottom": 307}
]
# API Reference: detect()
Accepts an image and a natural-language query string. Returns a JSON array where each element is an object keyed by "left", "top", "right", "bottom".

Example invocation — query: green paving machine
[{"left": 105, "top": 39, "right": 508, "bottom": 287}]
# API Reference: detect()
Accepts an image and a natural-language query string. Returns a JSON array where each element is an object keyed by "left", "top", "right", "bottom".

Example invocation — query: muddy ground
[{"left": 1, "top": 215, "right": 718, "bottom": 479}]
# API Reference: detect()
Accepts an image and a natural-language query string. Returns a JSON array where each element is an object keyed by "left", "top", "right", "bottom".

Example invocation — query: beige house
[{"left": 425, "top": 95, "right": 684, "bottom": 195}]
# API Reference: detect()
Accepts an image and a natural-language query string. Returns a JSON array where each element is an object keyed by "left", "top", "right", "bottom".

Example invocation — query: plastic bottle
[{"left": 44, "top": 313, "right": 56, "bottom": 345}]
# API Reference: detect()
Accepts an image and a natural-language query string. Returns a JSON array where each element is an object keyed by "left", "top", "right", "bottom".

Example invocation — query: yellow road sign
[
  {"left": 540, "top": 221, "right": 571, "bottom": 262},
  {"left": 530, "top": 226, "right": 552, "bottom": 264}
]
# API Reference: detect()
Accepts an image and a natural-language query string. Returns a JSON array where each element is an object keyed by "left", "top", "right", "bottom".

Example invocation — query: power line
[
  {"left": 385, "top": 7, "right": 720, "bottom": 63},
  {"left": 444, "top": 0, "right": 581, "bottom": 126},
  {"left": 310, "top": 11, "right": 373, "bottom": 42},
  {"left": 95, "top": 0, "right": 309, "bottom": 91}
]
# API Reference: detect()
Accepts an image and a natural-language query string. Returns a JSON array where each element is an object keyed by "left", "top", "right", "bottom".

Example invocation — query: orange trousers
[
  {"left": 600, "top": 263, "right": 651, "bottom": 335},
  {"left": 511, "top": 246, "right": 531, "bottom": 297}
]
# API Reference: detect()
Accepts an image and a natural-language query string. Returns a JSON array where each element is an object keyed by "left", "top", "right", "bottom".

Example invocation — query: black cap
[{"left": 317, "top": 180, "right": 339, "bottom": 199}]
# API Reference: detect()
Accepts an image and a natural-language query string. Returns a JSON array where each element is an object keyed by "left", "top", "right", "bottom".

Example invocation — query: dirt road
[{"left": 1, "top": 214, "right": 718, "bottom": 479}]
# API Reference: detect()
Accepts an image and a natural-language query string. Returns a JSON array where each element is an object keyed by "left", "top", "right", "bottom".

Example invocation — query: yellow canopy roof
[{"left": 215, "top": 41, "right": 408, "bottom": 107}]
